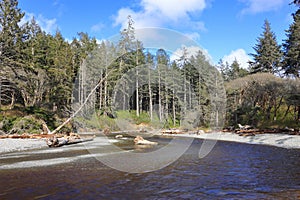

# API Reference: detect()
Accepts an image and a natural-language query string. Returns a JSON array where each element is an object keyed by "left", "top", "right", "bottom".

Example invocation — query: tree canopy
[{"left": 249, "top": 20, "right": 283, "bottom": 74}]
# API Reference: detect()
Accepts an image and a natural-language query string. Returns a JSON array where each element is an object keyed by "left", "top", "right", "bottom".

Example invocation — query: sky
[{"left": 18, "top": 0, "right": 297, "bottom": 68}]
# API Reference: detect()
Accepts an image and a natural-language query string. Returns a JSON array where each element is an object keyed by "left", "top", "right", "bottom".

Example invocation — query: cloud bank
[
  {"left": 240, "top": 0, "right": 285, "bottom": 14},
  {"left": 222, "top": 49, "right": 251, "bottom": 69},
  {"left": 171, "top": 45, "right": 214, "bottom": 65},
  {"left": 113, "top": 0, "right": 207, "bottom": 30},
  {"left": 21, "top": 12, "right": 58, "bottom": 34}
]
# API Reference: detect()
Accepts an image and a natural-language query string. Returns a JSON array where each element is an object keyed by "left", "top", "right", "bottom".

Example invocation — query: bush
[{"left": 8, "top": 115, "right": 44, "bottom": 134}]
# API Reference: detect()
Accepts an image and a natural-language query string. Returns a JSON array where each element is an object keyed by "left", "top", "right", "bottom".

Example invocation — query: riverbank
[
  {"left": 1, "top": 131, "right": 300, "bottom": 154},
  {"left": 161, "top": 132, "right": 300, "bottom": 149},
  {"left": 0, "top": 138, "right": 48, "bottom": 153}
]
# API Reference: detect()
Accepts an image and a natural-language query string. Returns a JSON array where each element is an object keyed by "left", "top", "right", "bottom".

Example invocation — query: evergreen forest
[{"left": 0, "top": 0, "right": 299, "bottom": 134}]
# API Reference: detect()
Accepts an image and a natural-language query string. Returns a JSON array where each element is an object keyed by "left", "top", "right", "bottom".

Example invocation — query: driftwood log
[
  {"left": 0, "top": 133, "right": 65, "bottom": 139},
  {"left": 46, "top": 135, "right": 94, "bottom": 147},
  {"left": 233, "top": 128, "right": 300, "bottom": 136},
  {"left": 161, "top": 129, "right": 183, "bottom": 134},
  {"left": 134, "top": 135, "right": 158, "bottom": 145}
]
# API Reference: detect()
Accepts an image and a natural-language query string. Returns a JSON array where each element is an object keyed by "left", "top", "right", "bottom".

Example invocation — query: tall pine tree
[
  {"left": 0, "top": 0, "right": 25, "bottom": 108},
  {"left": 0, "top": 0, "right": 24, "bottom": 64},
  {"left": 282, "top": 8, "right": 300, "bottom": 78},
  {"left": 249, "top": 20, "right": 282, "bottom": 74}
]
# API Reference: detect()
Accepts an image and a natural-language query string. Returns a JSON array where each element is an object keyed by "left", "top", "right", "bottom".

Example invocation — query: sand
[
  {"left": 0, "top": 132, "right": 299, "bottom": 154},
  {"left": 0, "top": 138, "right": 48, "bottom": 153},
  {"left": 166, "top": 132, "right": 300, "bottom": 149}
]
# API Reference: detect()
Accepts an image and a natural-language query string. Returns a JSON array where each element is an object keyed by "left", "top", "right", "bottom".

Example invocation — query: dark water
[{"left": 0, "top": 136, "right": 300, "bottom": 200}]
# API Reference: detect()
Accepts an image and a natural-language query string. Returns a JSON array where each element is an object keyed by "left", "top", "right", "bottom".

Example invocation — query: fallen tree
[
  {"left": 46, "top": 135, "right": 94, "bottom": 147},
  {"left": 49, "top": 70, "right": 112, "bottom": 135}
]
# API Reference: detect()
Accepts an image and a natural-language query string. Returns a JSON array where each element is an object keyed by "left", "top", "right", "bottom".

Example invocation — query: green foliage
[
  {"left": 226, "top": 73, "right": 300, "bottom": 128},
  {"left": 218, "top": 59, "right": 249, "bottom": 81},
  {"left": 10, "top": 115, "right": 43, "bottom": 134},
  {"left": 24, "top": 106, "right": 56, "bottom": 130},
  {"left": 282, "top": 9, "right": 300, "bottom": 78},
  {"left": 130, "top": 111, "right": 151, "bottom": 125},
  {"left": 1, "top": 116, "right": 17, "bottom": 133},
  {"left": 249, "top": 20, "right": 283, "bottom": 74}
]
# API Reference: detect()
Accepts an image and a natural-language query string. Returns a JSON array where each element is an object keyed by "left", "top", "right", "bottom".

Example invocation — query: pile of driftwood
[
  {"left": 0, "top": 133, "right": 65, "bottom": 139},
  {"left": 0, "top": 132, "right": 94, "bottom": 147},
  {"left": 223, "top": 125, "right": 300, "bottom": 137},
  {"left": 161, "top": 129, "right": 184, "bottom": 134},
  {"left": 236, "top": 128, "right": 299, "bottom": 136},
  {"left": 46, "top": 133, "right": 94, "bottom": 147}
]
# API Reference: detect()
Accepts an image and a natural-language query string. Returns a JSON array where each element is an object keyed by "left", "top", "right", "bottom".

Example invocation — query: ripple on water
[{"left": 0, "top": 137, "right": 300, "bottom": 199}]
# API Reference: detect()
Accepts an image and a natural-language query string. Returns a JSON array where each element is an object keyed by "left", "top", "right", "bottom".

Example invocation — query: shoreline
[
  {"left": 1, "top": 131, "right": 300, "bottom": 154},
  {"left": 0, "top": 138, "right": 48, "bottom": 153},
  {"left": 161, "top": 132, "right": 300, "bottom": 149}
]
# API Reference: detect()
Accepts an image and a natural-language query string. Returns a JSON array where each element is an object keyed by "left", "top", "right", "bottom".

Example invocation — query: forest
[{"left": 0, "top": 0, "right": 299, "bottom": 134}]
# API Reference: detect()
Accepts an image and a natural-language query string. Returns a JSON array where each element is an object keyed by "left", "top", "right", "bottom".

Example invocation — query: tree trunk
[
  {"left": 158, "top": 70, "right": 162, "bottom": 122},
  {"left": 136, "top": 44, "right": 140, "bottom": 117},
  {"left": 298, "top": 105, "right": 300, "bottom": 121},
  {"left": 0, "top": 80, "right": 2, "bottom": 109},
  {"left": 198, "top": 74, "right": 201, "bottom": 106},
  {"left": 164, "top": 68, "right": 168, "bottom": 122},
  {"left": 273, "top": 96, "right": 283, "bottom": 121},
  {"left": 188, "top": 78, "right": 192, "bottom": 109},
  {"left": 148, "top": 66, "right": 153, "bottom": 121},
  {"left": 183, "top": 72, "right": 187, "bottom": 114},
  {"left": 50, "top": 69, "right": 112, "bottom": 135},
  {"left": 123, "top": 82, "right": 126, "bottom": 110},
  {"left": 136, "top": 68, "right": 139, "bottom": 117},
  {"left": 104, "top": 57, "right": 108, "bottom": 109},
  {"left": 9, "top": 91, "right": 15, "bottom": 109},
  {"left": 283, "top": 104, "right": 291, "bottom": 120},
  {"left": 172, "top": 88, "right": 176, "bottom": 126},
  {"left": 98, "top": 71, "right": 103, "bottom": 110}
]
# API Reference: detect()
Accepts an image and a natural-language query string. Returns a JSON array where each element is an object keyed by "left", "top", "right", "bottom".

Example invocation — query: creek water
[{"left": 0, "top": 135, "right": 300, "bottom": 199}]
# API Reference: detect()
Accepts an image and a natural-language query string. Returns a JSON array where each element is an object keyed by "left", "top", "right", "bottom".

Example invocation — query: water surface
[{"left": 0, "top": 135, "right": 300, "bottom": 199}]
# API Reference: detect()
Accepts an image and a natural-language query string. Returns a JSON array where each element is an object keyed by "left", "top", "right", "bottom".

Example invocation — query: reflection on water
[{"left": 0, "top": 136, "right": 300, "bottom": 199}]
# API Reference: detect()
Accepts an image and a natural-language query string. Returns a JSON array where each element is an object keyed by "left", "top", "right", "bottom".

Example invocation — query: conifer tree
[
  {"left": 0, "top": 0, "right": 24, "bottom": 64},
  {"left": 282, "top": 8, "right": 300, "bottom": 78},
  {"left": 249, "top": 20, "right": 282, "bottom": 74},
  {"left": 0, "top": 0, "right": 25, "bottom": 108}
]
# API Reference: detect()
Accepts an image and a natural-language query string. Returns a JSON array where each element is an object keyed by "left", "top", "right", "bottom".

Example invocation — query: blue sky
[{"left": 18, "top": 0, "right": 297, "bottom": 68}]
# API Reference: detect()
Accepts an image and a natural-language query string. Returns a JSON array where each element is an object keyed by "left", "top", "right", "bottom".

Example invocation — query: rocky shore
[
  {"left": 0, "top": 138, "right": 48, "bottom": 153},
  {"left": 162, "top": 131, "right": 300, "bottom": 149},
  {"left": 1, "top": 128, "right": 300, "bottom": 154},
  {"left": 0, "top": 133, "right": 94, "bottom": 153}
]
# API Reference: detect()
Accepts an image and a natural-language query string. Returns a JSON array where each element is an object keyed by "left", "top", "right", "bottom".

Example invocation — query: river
[{"left": 0, "top": 135, "right": 300, "bottom": 199}]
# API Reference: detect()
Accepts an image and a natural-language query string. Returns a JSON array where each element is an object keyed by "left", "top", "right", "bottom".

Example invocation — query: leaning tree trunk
[{"left": 50, "top": 71, "right": 111, "bottom": 135}]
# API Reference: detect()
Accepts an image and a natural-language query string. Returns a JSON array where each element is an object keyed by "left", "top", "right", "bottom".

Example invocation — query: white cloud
[
  {"left": 114, "top": 8, "right": 162, "bottom": 29},
  {"left": 240, "top": 0, "right": 285, "bottom": 14},
  {"left": 222, "top": 49, "right": 251, "bottom": 69},
  {"left": 91, "top": 22, "right": 105, "bottom": 32},
  {"left": 65, "top": 38, "right": 73, "bottom": 44},
  {"left": 170, "top": 45, "right": 213, "bottom": 65},
  {"left": 141, "top": 0, "right": 206, "bottom": 21},
  {"left": 21, "top": 12, "right": 58, "bottom": 34},
  {"left": 185, "top": 32, "right": 201, "bottom": 41},
  {"left": 113, "top": 0, "right": 207, "bottom": 30},
  {"left": 37, "top": 15, "right": 57, "bottom": 33}
]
